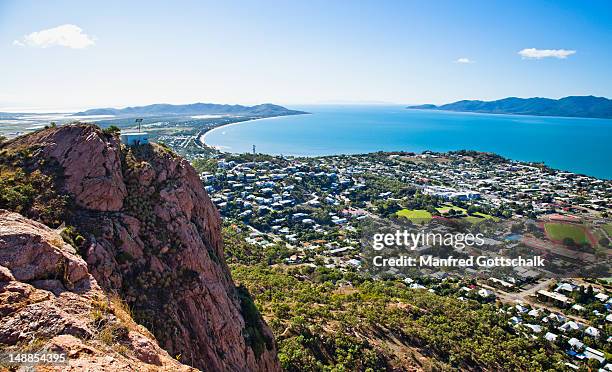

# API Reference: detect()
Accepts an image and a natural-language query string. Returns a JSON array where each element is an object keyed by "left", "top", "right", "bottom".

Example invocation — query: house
[
  {"left": 527, "top": 309, "right": 540, "bottom": 317},
  {"left": 509, "top": 316, "right": 522, "bottom": 325},
  {"left": 490, "top": 277, "right": 514, "bottom": 288},
  {"left": 328, "top": 247, "right": 350, "bottom": 256},
  {"left": 556, "top": 283, "right": 576, "bottom": 293},
  {"left": 537, "top": 290, "right": 572, "bottom": 307},
  {"left": 120, "top": 132, "right": 149, "bottom": 146},
  {"left": 524, "top": 324, "right": 542, "bottom": 333},
  {"left": 585, "top": 326, "right": 600, "bottom": 338},
  {"left": 559, "top": 321, "right": 584, "bottom": 333},
  {"left": 544, "top": 332, "right": 558, "bottom": 342},
  {"left": 346, "top": 259, "right": 361, "bottom": 267},
  {"left": 583, "top": 347, "right": 605, "bottom": 365},
  {"left": 515, "top": 304, "right": 528, "bottom": 313},
  {"left": 568, "top": 337, "right": 584, "bottom": 350},
  {"left": 546, "top": 313, "right": 567, "bottom": 323}
]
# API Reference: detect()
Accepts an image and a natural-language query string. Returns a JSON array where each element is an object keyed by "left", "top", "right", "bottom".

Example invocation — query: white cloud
[
  {"left": 455, "top": 57, "right": 474, "bottom": 64},
  {"left": 13, "top": 24, "right": 95, "bottom": 49},
  {"left": 518, "top": 48, "right": 575, "bottom": 59}
]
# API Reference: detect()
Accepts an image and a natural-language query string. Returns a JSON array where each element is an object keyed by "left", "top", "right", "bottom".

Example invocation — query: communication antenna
[
  {"left": 135, "top": 118, "right": 143, "bottom": 132},
  {"left": 252, "top": 144, "right": 256, "bottom": 155}
]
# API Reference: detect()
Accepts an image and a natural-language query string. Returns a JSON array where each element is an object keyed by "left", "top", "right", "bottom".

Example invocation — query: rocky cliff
[
  {"left": 0, "top": 211, "right": 195, "bottom": 371},
  {"left": 0, "top": 124, "right": 280, "bottom": 371}
]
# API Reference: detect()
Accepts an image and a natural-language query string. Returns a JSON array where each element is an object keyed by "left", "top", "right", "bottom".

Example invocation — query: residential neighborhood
[{"left": 192, "top": 149, "right": 612, "bottom": 369}]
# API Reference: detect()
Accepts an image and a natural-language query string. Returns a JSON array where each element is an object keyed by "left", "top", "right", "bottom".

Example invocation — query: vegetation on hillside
[
  {"left": 224, "top": 226, "right": 569, "bottom": 371},
  {"left": 0, "top": 144, "right": 71, "bottom": 227}
]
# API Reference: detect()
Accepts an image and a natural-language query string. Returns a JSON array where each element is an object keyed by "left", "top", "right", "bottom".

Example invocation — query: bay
[{"left": 202, "top": 105, "right": 612, "bottom": 179}]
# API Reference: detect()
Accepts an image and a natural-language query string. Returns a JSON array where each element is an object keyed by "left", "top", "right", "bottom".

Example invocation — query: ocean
[{"left": 202, "top": 105, "right": 612, "bottom": 179}]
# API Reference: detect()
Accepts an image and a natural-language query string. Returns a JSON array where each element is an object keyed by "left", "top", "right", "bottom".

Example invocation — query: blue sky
[{"left": 1, "top": 0, "right": 611, "bottom": 110}]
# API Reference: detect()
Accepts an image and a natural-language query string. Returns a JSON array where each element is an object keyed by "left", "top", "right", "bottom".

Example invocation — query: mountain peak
[{"left": 73, "top": 102, "right": 308, "bottom": 117}]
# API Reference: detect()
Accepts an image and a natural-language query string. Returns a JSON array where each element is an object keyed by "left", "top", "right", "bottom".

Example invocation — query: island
[{"left": 407, "top": 95, "right": 612, "bottom": 119}]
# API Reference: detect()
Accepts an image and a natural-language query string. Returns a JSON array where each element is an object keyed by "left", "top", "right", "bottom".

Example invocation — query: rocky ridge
[{"left": 0, "top": 125, "right": 279, "bottom": 371}]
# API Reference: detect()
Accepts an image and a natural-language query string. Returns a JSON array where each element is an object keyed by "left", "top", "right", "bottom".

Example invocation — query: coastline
[
  {"left": 198, "top": 108, "right": 612, "bottom": 180},
  {"left": 199, "top": 114, "right": 308, "bottom": 149}
]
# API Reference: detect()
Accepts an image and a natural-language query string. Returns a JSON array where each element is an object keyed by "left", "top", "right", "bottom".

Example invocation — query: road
[{"left": 479, "top": 278, "right": 589, "bottom": 324}]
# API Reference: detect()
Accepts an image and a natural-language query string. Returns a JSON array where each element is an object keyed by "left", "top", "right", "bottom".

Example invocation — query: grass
[
  {"left": 602, "top": 224, "right": 612, "bottom": 237},
  {"left": 90, "top": 294, "right": 150, "bottom": 345},
  {"left": 544, "top": 223, "right": 588, "bottom": 244},
  {"left": 436, "top": 204, "right": 498, "bottom": 223},
  {"left": 396, "top": 209, "right": 432, "bottom": 222},
  {"left": 465, "top": 212, "right": 499, "bottom": 223},
  {"left": 436, "top": 204, "right": 467, "bottom": 214},
  {"left": 397, "top": 206, "right": 498, "bottom": 224}
]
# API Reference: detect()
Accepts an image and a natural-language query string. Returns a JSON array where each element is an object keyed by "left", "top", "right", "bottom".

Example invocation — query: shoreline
[
  {"left": 199, "top": 114, "right": 306, "bottom": 149},
  {"left": 198, "top": 111, "right": 611, "bottom": 181}
]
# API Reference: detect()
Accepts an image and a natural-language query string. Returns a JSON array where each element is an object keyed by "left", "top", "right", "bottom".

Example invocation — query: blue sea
[{"left": 202, "top": 105, "right": 612, "bottom": 179}]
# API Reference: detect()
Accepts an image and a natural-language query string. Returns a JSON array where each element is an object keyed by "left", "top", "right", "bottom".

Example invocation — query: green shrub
[{"left": 103, "top": 125, "right": 121, "bottom": 137}]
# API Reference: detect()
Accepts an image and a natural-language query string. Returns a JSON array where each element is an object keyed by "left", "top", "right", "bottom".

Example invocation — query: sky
[{"left": 1, "top": 0, "right": 611, "bottom": 111}]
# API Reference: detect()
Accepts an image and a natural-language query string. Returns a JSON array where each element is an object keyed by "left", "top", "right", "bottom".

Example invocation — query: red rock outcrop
[
  {"left": 0, "top": 210, "right": 194, "bottom": 371},
  {"left": 1, "top": 125, "right": 280, "bottom": 371},
  {"left": 8, "top": 125, "right": 127, "bottom": 211}
]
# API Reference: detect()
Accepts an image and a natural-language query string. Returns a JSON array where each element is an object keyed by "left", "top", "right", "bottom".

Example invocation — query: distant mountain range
[
  {"left": 407, "top": 96, "right": 612, "bottom": 119},
  {"left": 72, "top": 102, "right": 307, "bottom": 117}
]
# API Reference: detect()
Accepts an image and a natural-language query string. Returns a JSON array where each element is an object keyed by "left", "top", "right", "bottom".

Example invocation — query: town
[{"left": 191, "top": 148, "right": 611, "bottom": 369}]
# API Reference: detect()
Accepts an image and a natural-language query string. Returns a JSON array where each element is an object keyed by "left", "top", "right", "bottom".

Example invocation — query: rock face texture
[
  {"left": 10, "top": 125, "right": 127, "bottom": 212},
  {"left": 0, "top": 125, "right": 280, "bottom": 371},
  {"left": 0, "top": 210, "right": 194, "bottom": 371}
]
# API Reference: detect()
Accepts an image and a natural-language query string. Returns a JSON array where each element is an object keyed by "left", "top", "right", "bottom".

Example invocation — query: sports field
[
  {"left": 396, "top": 209, "right": 432, "bottom": 222},
  {"left": 544, "top": 223, "right": 588, "bottom": 244},
  {"left": 436, "top": 204, "right": 498, "bottom": 223},
  {"left": 397, "top": 206, "right": 498, "bottom": 224}
]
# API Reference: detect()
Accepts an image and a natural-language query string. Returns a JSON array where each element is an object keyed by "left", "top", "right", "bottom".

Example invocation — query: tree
[
  {"left": 587, "top": 357, "right": 601, "bottom": 370},
  {"left": 103, "top": 125, "right": 121, "bottom": 137},
  {"left": 562, "top": 237, "right": 576, "bottom": 247},
  {"left": 192, "top": 158, "right": 218, "bottom": 174}
]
